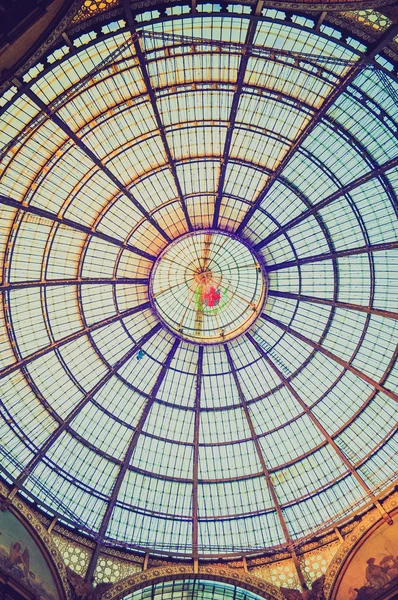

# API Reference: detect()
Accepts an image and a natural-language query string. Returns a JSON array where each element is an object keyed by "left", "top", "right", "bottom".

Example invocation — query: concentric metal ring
[{"left": 149, "top": 231, "right": 267, "bottom": 343}]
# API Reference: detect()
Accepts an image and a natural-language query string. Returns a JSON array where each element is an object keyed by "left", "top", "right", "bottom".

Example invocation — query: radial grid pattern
[
  {"left": 150, "top": 231, "right": 267, "bottom": 343},
  {"left": 0, "top": 6, "right": 397, "bottom": 558}
]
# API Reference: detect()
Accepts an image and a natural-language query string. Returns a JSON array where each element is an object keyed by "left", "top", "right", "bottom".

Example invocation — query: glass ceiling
[
  {"left": 124, "top": 579, "right": 269, "bottom": 600},
  {"left": 0, "top": 4, "right": 397, "bottom": 558},
  {"left": 150, "top": 231, "right": 267, "bottom": 343}
]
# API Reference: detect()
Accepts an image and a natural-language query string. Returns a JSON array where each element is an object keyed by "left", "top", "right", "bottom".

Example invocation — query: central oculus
[{"left": 149, "top": 230, "right": 267, "bottom": 344}]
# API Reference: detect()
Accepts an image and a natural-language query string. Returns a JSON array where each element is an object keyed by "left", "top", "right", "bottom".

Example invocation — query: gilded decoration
[
  {"left": 67, "top": 567, "right": 113, "bottom": 600},
  {"left": 299, "top": 533, "right": 338, "bottom": 553},
  {"left": 280, "top": 576, "right": 325, "bottom": 600},
  {"left": 324, "top": 492, "right": 398, "bottom": 599},
  {"left": 242, "top": 0, "right": 395, "bottom": 10},
  {"left": 340, "top": 9, "right": 392, "bottom": 31},
  {"left": 51, "top": 525, "right": 143, "bottom": 583},
  {"left": 251, "top": 558, "right": 301, "bottom": 590},
  {"left": 298, "top": 543, "right": 341, "bottom": 589},
  {"left": 99, "top": 548, "right": 143, "bottom": 566},
  {"left": 247, "top": 553, "right": 290, "bottom": 568},
  {"left": 53, "top": 533, "right": 92, "bottom": 578},
  {"left": 72, "top": 0, "right": 120, "bottom": 24},
  {"left": 53, "top": 525, "right": 97, "bottom": 552},
  {"left": 94, "top": 554, "right": 141, "bottom": 584},
  {"left": 0, "top": 482, "right": 71, "bottom": 600},
  {"left": 320, "top": 13, "right": 375, "bottom": 43},
  {"left": 102, "top": 566, "right": 285, "bottom": 600}
]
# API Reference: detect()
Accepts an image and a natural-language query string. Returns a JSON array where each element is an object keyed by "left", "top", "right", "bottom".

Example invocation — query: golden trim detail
[{"left": 102, "top": 565, "right": 286, "bottom": 600}]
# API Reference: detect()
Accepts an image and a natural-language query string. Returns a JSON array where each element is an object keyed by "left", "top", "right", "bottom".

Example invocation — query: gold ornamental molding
[
  {"left": 0, "top": 481, "right": 72, "bottom": 600},
  {"left": 102, "top": 564, "right": 285, "bottom": 600},
  {"left": 323, "top": 491, "right": 398, "bottom": 599},
  {"left": 127, "top": 0, "right": 397, "bottom": 13},
  {"left": 259, "top": 0, "right": 394, "bottom": 9}
]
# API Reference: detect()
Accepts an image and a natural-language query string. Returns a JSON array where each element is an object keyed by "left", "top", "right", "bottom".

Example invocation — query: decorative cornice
[
  {"left": 261, "top": 0, "right": 394, "bottom": 9},
  {"left": 68, "top": 6, "right": 123, "bottom": 34},
  {"left": 102, "top": 565, "right": 286, "bottom": 600},
  {"left": 0, "top": 481, "right": 72, "bottom": 600},
  {"left": 323, "top": 491, "right": 398, "bottom": 599},
  {"left": 326, "top": 13, "right": 377, "bottom": 42}
]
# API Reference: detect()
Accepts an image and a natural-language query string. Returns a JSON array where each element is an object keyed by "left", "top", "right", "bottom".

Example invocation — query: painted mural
[
  {"left": 335, "top": 517, "right": 398, "bottom": 600},
  {"left": 0, "top": 508, "right": 60, "bottom": 600}
]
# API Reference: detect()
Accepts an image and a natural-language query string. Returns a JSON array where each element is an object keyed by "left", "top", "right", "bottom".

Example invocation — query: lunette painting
[
  {"left": 0, "top": 509, "right": 59, "bottom": 600},
  {"left": 336, "top": 517, "right": 398, "bottom": 600}
]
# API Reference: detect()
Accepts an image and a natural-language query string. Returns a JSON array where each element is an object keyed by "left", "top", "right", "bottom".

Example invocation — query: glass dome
[
  {"left": 0, "top": 2, "right": 397, "bottom": 559},
  {"left": 122, "top": 579, "right": 274, "bottom": 600},
  {"left": 149, "top": 230, "right": 267, "bottom": 343}
]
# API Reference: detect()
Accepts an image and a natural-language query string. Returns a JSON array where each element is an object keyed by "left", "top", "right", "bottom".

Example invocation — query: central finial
[{"left": 194, "top": 270, "right": 213, "bottom": 285}]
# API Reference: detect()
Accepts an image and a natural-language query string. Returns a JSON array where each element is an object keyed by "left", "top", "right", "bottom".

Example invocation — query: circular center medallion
[{"left": 149, "top": 231, "right": 267, "bottom": 344}]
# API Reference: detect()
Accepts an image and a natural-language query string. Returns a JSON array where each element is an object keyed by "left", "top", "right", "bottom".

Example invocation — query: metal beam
[
  {"left": 254, "top": 155, "right": 398, "bottom": 252},
  {"left": 0, "top": 277, "right": 149, "bottom": 291},
  {"left": 85, "top": 337, "right": 180, "bottom": 581},
  {"left": 3, "top": 70, "right": 314, "bottom": 166},
  {"left": 224, "top": 345, "right": 307, "bottom": 590},
  {"left": 140, "top": 28, "right": 398, "bottom": 77},
  {"left": 320, "top": 112, "right": 397, "bottom": 212},
  {"left": 260, "top": 313, "right": 398, "bottom": 404},
  {"left": 11, "top": 323, "right": 162, "bottom": 491},
  {"left": 30, "top": 342, "right": 396, "bottom": 475},
  {"left": 254, "top": 0, "right": 264, "bottom": 14},
  {"left": 22, "top": 87, "right": 171, "bottom": 244},
  {"left": 212, "top": 18, "right": 259, "bottom": 229},
  {"left": 237, "top": 22, "right": 398, "bottom": 236},
  {"left": 247, "top": 332, "right": 393, "bottom": 525},
  {"left": 236, "top": 67, "right": 363, "bottom": 234},
  {"left": 123, "top": 0, "right": 193, "bottom": 232},
  {"left": 266, "top": 240, "right": 398, "bottom": 272},
  {"left": 0, "top": 194, "right": 156, "bottom": 262},
  {"left": 268, "top": 290, "right": 398, "bottom": 321},
  {"left": 315, "top": 12, "right": 327, "bottom": 31},
  {"left": 0, "top": 301, "right": 151, "bottom": 380},
  {"left": 367, "top": 23, "right": 398, "bottom": 58},
  {"left": 192, "top": 345, "right": 203, "bottom": 564}
]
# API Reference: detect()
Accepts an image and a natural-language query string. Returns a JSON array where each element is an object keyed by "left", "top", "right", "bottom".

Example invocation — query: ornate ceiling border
[
  {"left": 0, "top": 481, "right": 72, "bottom": 600},
  {"left": 102, "top": 565, "right": 286, "bottom": 600},
  {"left": 323, "top": 491, "right": 398, "bottom": 599},
  {"left": 260, "top": 0, "right": 394, "bottom": 10}
]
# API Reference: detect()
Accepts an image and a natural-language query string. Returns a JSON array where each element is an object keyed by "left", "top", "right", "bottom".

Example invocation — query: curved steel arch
[{"left": 102, "top": 566, "right": 285, "bottom": 600}]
